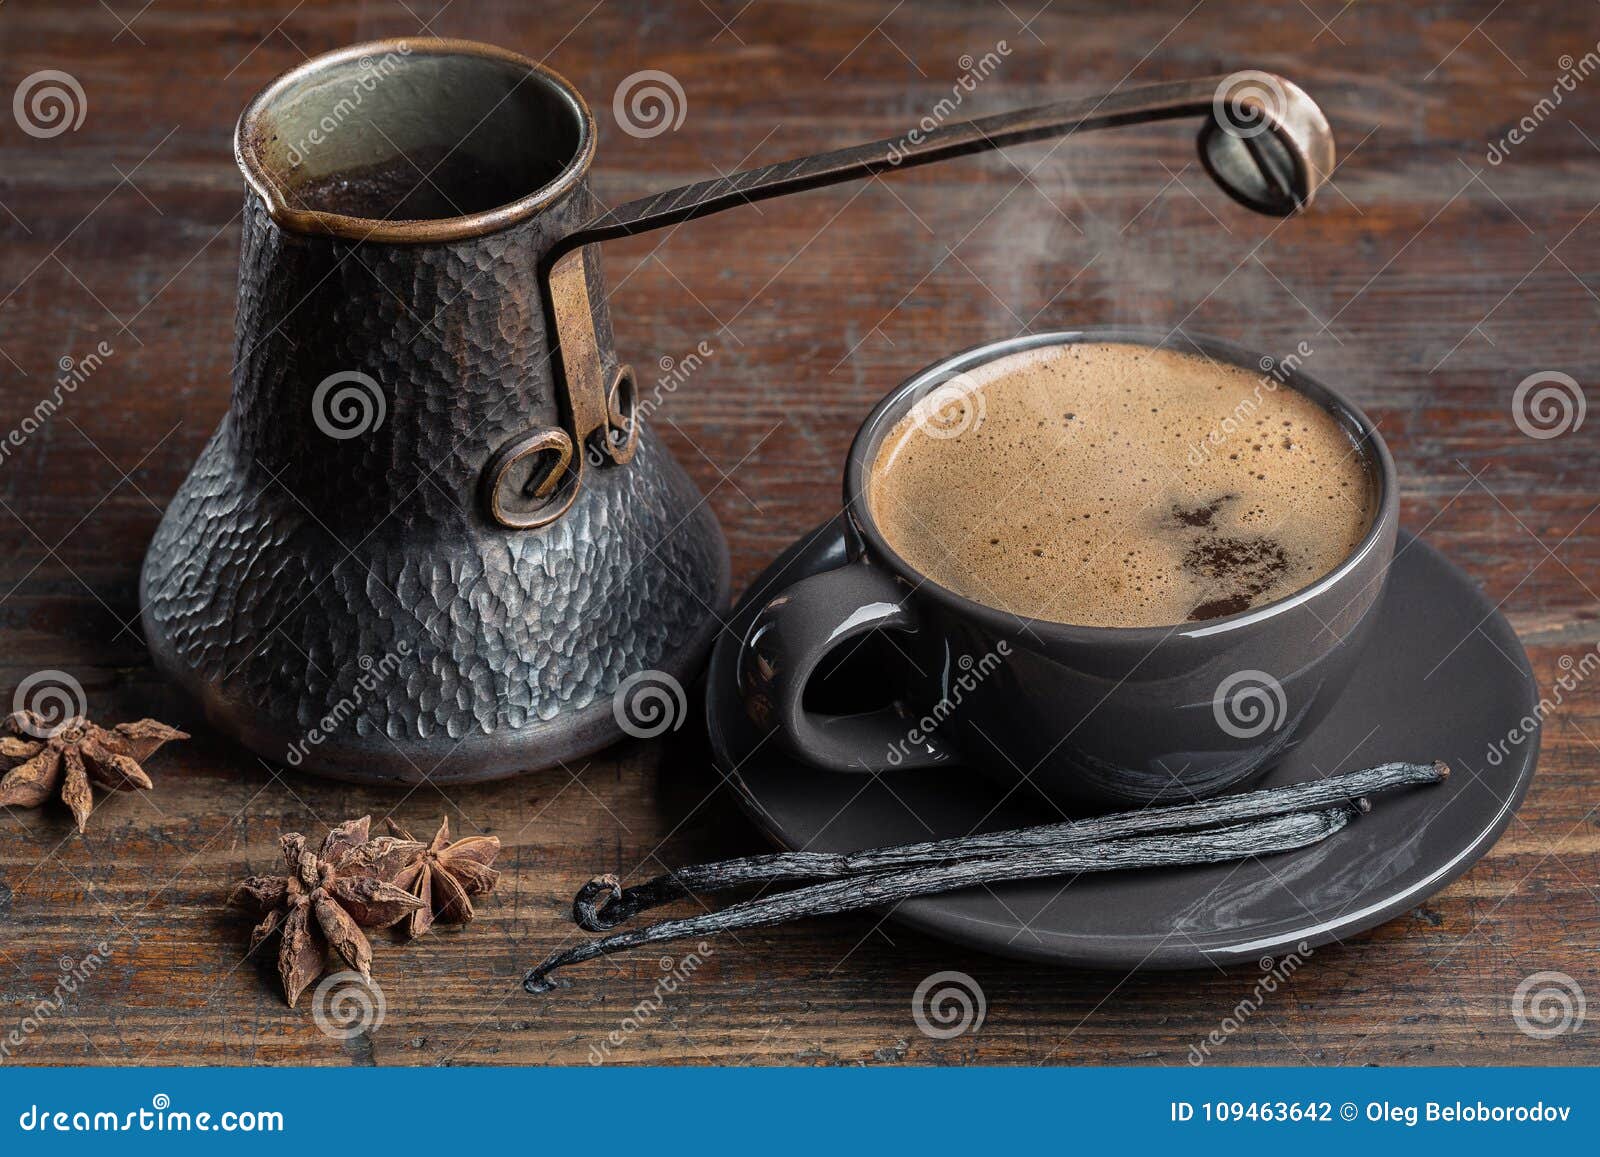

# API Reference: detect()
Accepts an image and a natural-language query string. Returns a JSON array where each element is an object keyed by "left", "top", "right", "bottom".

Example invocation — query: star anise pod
[
  {"left": 231, "top": 816, "right": 426, "bottom": 1007},
  {"left": 385, "top": 817, "right": 501, "bottom": 938},
  {"left": 0, "top": 710, "right": 187, "bottom": 831}
]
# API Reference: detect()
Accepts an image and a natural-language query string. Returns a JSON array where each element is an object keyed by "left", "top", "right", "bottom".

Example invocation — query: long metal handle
[
  {"left": 555, "top": 71, "right": 1333, "bottom": 258},
  {"left": 500, "top": 72, "right": 1334, "bottom": 530}
]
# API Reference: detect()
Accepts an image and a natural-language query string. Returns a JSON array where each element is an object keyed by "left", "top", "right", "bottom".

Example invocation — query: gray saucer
[{"left": 705, "top": 521, "right": 1539, "bottom": 970}]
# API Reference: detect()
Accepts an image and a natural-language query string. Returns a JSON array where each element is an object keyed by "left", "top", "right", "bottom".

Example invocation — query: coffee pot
[{"left": 139, "top": 39, "right": 1333, "bottom": 783}]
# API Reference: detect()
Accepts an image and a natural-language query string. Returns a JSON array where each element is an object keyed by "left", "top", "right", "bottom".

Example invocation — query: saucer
[{"left": 704, "top": 520, "right": 1539, "bottom": 970}]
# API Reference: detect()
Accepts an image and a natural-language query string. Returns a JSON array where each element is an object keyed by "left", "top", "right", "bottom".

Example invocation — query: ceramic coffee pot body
[{"left": 141, "top": 39, "right": 1333, "bottom": 783}]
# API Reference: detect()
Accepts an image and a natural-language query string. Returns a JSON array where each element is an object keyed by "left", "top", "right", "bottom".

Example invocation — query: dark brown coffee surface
[
  {"left": 286, "top": 148, "right": 566, "bottom": 221},
  {"left": 867, "top": 342, "right": 1375, "bottom": 627}
]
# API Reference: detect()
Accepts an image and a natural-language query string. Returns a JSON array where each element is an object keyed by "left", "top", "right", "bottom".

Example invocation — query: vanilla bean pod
[
  {"left": 527, "top": 804, "right": 1357, "bottom": 992},
  {"left": 574, "top": 760, "right": 1447, "bottom": 930}
]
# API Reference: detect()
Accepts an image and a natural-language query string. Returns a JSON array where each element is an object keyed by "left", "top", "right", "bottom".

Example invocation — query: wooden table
[{"left": 1, "top": 0, "right": 1596, "bottom": 1066}]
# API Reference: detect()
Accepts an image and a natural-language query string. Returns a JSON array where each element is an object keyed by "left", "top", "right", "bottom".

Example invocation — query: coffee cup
[{"left": 736, "top": 328, "right": 1398, "bottom": 807}]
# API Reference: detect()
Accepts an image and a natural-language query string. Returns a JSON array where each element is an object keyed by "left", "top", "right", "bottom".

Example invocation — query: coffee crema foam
[{"left": 867, "top": 342, "right": 1376, "bottom": 628}]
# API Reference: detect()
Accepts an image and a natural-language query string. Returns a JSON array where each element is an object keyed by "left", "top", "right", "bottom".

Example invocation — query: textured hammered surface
[
  {"left": 140, "top": 191, "right": 726, "bottom": 775},
  {"left": 229, "top": 193, "right": 601, "bottom": 527},
  {"left": 143, "top": 421, "right": 723, "bottom": 753}
]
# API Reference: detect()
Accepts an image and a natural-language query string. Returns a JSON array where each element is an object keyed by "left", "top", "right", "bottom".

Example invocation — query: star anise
[
  {"left": 231, "top": 816, "right": 426, "bottom": 1007},
  {"left": 385, "top": 817, "right": 501, "bottom": 938},
  {"left": 0, "top": 710, "right": 187, "bottom": 831}
]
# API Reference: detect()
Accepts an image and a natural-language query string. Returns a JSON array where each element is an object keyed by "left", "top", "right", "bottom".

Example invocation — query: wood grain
[{"left": 0, "top": 0, "right": 1597, "bottom": 1066}]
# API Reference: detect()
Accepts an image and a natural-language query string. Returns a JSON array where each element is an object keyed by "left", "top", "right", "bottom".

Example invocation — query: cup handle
[{"left": 737, "top": 562, "right": 955, "bottom": 772}]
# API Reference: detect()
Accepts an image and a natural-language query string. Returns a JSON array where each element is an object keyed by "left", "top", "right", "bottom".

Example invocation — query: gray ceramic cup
[{"left": 736, "top": 328, "right": 1399, "bottom": 808}]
